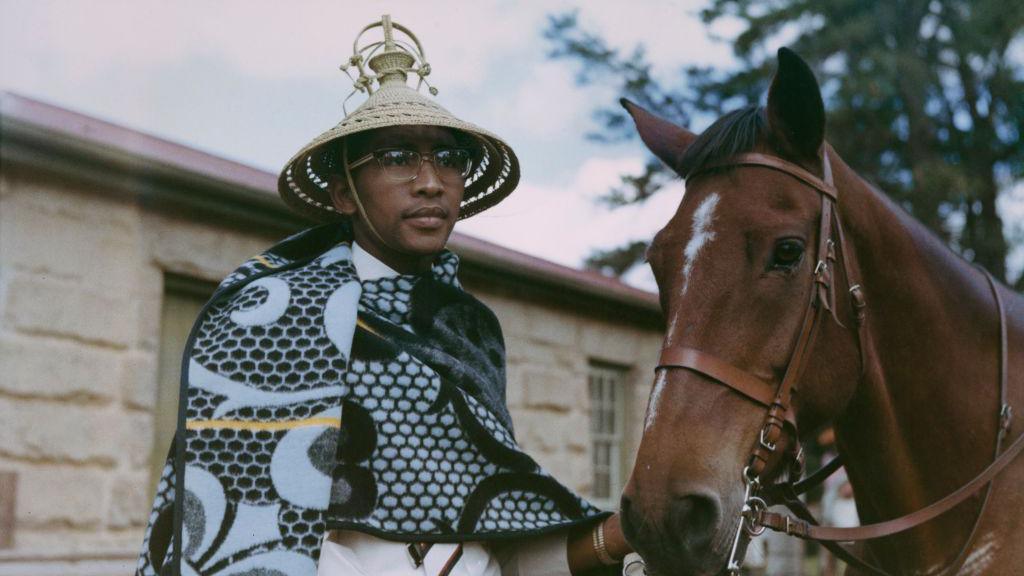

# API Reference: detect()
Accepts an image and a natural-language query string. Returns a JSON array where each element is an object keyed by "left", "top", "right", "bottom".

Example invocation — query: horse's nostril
[{"left": 669, "top": 494, "right": 720, "bottom": 551}]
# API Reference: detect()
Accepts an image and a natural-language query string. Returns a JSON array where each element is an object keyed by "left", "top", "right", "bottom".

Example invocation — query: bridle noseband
[{"left": 653, "top": 150, "right": 1020, "bottom": 576}]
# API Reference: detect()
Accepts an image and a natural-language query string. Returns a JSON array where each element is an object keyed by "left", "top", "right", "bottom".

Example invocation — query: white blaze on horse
[{"left": 619, "top": 48, "right": 1023, "bottom": 575}]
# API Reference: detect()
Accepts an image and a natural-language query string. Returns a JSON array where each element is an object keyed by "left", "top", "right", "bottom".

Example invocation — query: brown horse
[{"left": 618, "top": 48, "right": 1023, "bottom": 575}]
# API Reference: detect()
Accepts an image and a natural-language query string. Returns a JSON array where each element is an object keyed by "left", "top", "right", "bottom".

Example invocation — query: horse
[{"left": 617, "top": 48, "right": 1024, "bottom": 575}]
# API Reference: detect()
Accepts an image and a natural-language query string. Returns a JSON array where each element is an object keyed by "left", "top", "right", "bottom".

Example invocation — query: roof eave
[{"left": 0, "top": 92, "right": 661, "bottom": 318}]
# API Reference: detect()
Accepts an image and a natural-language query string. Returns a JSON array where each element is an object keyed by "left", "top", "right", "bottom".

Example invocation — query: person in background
[
  {"left": 137, "top": 15, "right": 633, "bottom": 576},
  {"left": 819, "top": 428, "right": 858, "bottom": 576}
]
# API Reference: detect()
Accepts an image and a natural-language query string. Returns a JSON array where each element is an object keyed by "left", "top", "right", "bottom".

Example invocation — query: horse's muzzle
[{"left": 621, "top": 490, "right": 724, "bottom": 575}]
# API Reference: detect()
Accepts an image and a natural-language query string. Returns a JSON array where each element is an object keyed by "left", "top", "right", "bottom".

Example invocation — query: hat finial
[{"left": 340, "top": 14, "right": 437, "bottom": 100}]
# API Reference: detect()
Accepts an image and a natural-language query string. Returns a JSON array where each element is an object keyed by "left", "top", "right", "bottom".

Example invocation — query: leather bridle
[{"left": 654, "top": 150, "right": 1021, "bottom": 576}]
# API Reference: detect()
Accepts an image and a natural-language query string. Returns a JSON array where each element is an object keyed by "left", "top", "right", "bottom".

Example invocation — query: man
[{"left": 137, "top": 16, "right": 632, "bottom": 576}]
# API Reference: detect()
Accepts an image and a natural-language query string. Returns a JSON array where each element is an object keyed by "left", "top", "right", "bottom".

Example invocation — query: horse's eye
[{"left": 771, "top": 239, "right": 805, "bottom": 269}]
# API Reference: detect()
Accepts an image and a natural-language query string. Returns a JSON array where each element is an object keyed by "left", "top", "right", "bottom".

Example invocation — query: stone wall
[
  {"left": 473, "top": 289, "right": 660, "bottom": 497},
  {"left": 0, "top": 163, "right": 662, "bottom": 574},
  {"left": 0, "top": 168, "right": 282, "bottom": 573}
]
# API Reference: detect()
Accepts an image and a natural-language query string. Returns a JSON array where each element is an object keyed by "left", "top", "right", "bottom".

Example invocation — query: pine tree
[{"left": 545, "top": 1, "right": 1024, "bottom": 284}]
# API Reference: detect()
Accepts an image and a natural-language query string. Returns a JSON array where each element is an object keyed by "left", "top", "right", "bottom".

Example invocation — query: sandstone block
[
  {"left": 513, "top": 409, "right": 589, "bottom": 454},
  {"left": 0, "top": 398, "right": 128, "bottom": 465},
  {"left": 560, "top": 411, "right": 591, "bottom": 452},
  {"left": 120, "top": 350, "right": 158, "bottom": 410},
  {"left": 8, "top": 524, "right": 140, "bottom": 562},
  {"left": 475, "top": 293, "right": 529, "bottom": 338},
  {"left": 632, "top": 333, "right": 663, "bottom": 369},
  {"left": 522, "top": 306, "right": 581, "bottom": 347},
  {"left": 107, "top": 471, "right": 149, "bottom": 529},
  {"left": 3, "top": 272, "right": 135, "bottom": 348},
  {"left": 531, "top": 449, "right": 591, "bottom": 492},
  {"left": 132, "top": 265, "right": 166, "bottom": 352},
  {"left": 146, "top": 214, "right": 276, "bottom": 283},
  {"left": 580, "top": 324, "right": 642, "bottom": 366},
  {"left": 505, "top": 337, "right": 581, "bottom": 372},
  {"left": 520, "top": 366, "right": 585, "bottom": 411},
  {"left": 0, "top": 333, "right": 121, "bottom": 400},
  {"left": 513, "top": 411, "right": 560, "bottom": 454},
  {"left": 479, "top": 293, "right": 582, "bottom": 347},
  {"left": 14, "top": 465, "right": 107, "bottom": 528},
  {"left": 0, "top": 179, "right": 138, "bottom": 289},
  {"left": 123, "top": 412, "right": 155, "bottom": 469}
]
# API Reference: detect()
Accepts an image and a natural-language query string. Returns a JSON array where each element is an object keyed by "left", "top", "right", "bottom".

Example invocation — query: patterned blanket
[{"left": 137, "top": 223, "right": 607, "bottom": 575}]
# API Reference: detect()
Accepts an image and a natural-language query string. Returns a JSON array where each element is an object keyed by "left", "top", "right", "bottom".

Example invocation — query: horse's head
[{"left": 620, "top": 49, "right": 865, "bottom": 574}]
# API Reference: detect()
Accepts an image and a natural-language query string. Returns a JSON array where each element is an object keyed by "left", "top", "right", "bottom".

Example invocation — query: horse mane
[{"left": 677, "top": 105, "right": 766, "bottom": 179}]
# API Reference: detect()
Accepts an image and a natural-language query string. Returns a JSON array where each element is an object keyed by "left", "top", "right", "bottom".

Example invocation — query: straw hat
[{"left": 278, "top": 15, "right": 520, "bottom": 222}]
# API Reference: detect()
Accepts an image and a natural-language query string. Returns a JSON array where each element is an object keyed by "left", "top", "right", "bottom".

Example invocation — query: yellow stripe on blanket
[
  {"left": 252, "top": 255, "right": 280, "bottom": 268},
  {"left": 186, "top": 417, "right": 341, "bottom": 431},
  {"left": 357, "top": 317, "right": 381, "bottom": 336}
]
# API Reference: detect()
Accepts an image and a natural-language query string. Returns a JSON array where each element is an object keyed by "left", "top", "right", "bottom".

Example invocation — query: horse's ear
[
  {"left": 766, "top": 48, "right": 825, "bottom": 162},
  {"left": 621, "top": 98, "right": 697, "bottom": 172}
]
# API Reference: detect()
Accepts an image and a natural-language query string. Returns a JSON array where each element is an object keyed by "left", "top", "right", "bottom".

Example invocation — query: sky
[
  {"left": 1, "top": 0, "right": 1021, "bottom": 287},
  {"left": 0, "top": 0, "right": 746, "bottom": 290}
]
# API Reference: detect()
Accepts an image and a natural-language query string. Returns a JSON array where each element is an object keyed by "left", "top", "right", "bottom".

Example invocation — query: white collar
[{"left": 352, "top": 241, "right": 400, "bottom": 281}]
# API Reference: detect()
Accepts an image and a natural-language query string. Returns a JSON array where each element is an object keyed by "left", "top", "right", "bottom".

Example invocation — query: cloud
[
  {"left": 2, "top": 0, "right": 551, "bottom": 90},
  {"left": 1, "top": 0, "right": 727, "bottom": 98},
  {"left": 0, "top": 0, "right": 726, "bottom": 169},
  {"left": 0, "top": 0, "right": 714, "bottom": 292},
  {"left": 494, "top": 61, "right": 592, "bottom": 140},
  {"left": 456, "top": 154, "right": 683, "bottom": 289},
  {"left": 562, "top": 1, "right": 739, "bottom": 72}
]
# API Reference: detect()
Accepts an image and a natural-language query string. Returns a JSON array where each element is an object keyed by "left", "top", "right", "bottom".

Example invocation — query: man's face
[{"left": 331, "top": 125, "right": 466, "bottom": 262}]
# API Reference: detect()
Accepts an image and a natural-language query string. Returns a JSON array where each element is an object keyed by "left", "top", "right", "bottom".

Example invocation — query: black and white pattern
[{"left": 136, "top": 223, "right": 607, "bottom": 576}]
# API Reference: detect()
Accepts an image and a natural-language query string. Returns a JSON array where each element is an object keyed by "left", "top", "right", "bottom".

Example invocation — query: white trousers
[
  {"left": 316, "top": 530, "right": 571, "bottom": 576},
  {"left": 317, "top": 531, "right": 501, "bottom": 576}
]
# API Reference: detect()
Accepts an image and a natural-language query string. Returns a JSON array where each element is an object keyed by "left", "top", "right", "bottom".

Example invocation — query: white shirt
[
  {"left": 351, "top": 241, "right": 401, "bottom": 281},
  {"left": 317, "top": 242, "right": 571, "bottom": 576}
]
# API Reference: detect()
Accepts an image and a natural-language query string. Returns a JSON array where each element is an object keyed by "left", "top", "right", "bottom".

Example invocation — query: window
[
  {"left": 588, "top": 361, "right": 628, "bottom": 510},
  {"left": 151, "top": 274, "right": 215, "bottom": 493}
]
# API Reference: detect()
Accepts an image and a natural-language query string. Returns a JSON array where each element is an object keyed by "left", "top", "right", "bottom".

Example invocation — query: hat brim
[{"left": 278, "top": 85, "right": 519, "bottom": 222}]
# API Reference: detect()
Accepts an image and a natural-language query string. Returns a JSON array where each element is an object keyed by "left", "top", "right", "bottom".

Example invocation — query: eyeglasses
[{"left": 347, "top": 147, "right": 474, "bottom": 183}]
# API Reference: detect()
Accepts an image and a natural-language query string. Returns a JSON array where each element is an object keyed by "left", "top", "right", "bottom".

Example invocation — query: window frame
[
  {"left": 587, "top": 360, "right": 630, "bottom": 510},
  {"left": 151, "top": 273, "right": 216, "bottom": 492}
]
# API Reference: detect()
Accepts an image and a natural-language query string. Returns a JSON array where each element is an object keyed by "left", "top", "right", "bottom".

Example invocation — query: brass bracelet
[{"left": 592, "top": 520, "right": 617, "bottom": 566}]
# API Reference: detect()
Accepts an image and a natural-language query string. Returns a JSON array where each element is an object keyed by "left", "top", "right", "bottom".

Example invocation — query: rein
[{"left": 655, "top": 151, "right": 1020, "bottom": 575}]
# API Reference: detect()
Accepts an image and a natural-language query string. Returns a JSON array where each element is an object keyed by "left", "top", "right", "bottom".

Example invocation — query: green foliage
[
  {"left": 545, "top": 2, "right": 1024, "bottom": 282},
  {"left": 583, "top": 241, "right": 651, "bottom": 277}
]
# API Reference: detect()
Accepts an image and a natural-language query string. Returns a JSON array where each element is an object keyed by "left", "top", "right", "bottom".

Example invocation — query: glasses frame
[{"left": 346, "top": 147, "right": 474, "bottom": 184}]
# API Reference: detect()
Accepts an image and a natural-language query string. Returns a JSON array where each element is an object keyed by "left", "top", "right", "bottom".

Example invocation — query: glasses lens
[
  {"left": 373, "top": 148, "right": 474, "bottom": 182},
  {"left": 377, "top": 149, "right": 420, "bottom": 181},
  {"left": 434, "top": 148, "right": 473, "bottom": 179}
]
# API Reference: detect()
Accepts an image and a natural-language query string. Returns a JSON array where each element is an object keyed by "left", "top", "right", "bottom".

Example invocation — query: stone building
[{"left": 0, "top": 94, "right": 663, "bottom": 575}]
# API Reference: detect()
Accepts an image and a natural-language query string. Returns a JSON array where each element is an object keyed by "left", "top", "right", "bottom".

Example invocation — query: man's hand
[{"left": 567, "top": 513, "right": 634, "bottom": 575}]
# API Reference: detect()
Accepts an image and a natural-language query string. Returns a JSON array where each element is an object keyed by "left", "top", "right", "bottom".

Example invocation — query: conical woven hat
[{"left": 278, "top": 16, "right": 520, "bottom": 222}]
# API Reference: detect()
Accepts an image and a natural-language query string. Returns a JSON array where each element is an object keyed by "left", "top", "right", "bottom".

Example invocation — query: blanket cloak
[{"left": 136, "top": 223, "right": 608, "bottom": 575}]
